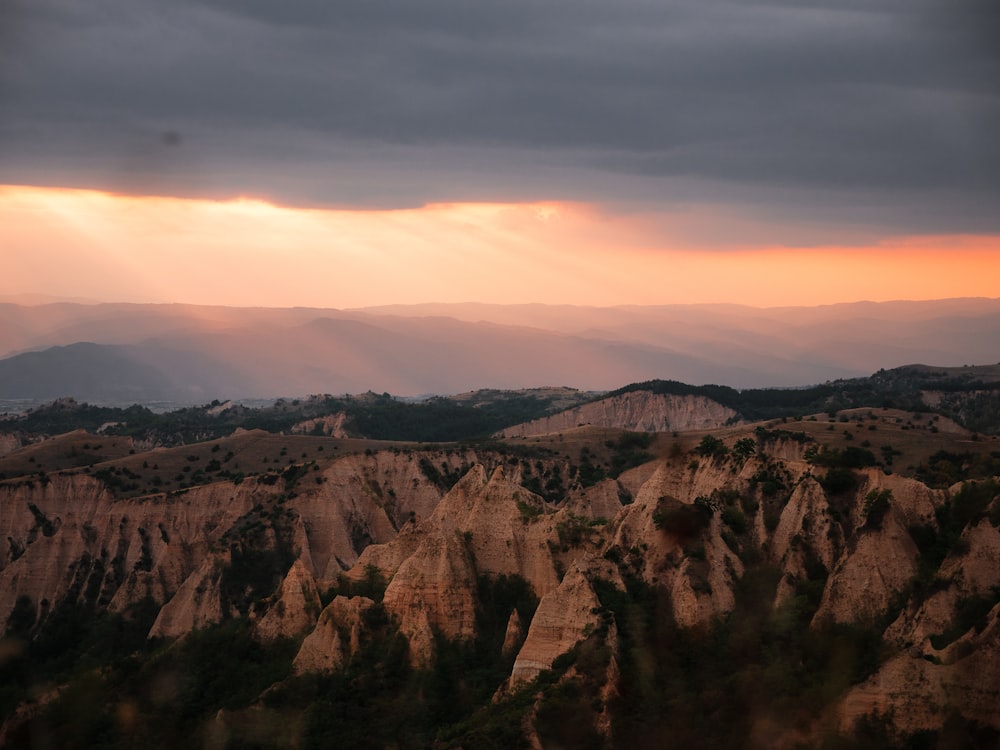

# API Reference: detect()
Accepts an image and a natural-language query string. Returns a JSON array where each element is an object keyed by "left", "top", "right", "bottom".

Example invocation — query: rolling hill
[{"left": 1, "top": 299, "right": 998, "bottom": 404}]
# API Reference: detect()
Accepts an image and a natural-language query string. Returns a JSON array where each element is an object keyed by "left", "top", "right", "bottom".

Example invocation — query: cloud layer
[{"left": 2, "top": 0, "right": 999, "bottom": 242}]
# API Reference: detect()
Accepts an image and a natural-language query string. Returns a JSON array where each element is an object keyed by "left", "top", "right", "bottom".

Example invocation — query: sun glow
[{"left": 1, "top": 184, "right": 998, "bottom": 308}]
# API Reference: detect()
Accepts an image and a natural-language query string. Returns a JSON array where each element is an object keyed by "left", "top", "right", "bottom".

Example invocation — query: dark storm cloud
[{"left": 1, "top": 0, "right": 998, "bottom": 236}]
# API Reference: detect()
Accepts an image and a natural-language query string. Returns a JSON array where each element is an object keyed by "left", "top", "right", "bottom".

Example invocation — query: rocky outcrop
[
  {"left": 355, "top": 464, "right": 566, "bottom": 664},
  {"left": 0, "top": 474, "right": 257, "bottom": 631},
  {"left": 609, "top": 459, "right": 746, "bottom": 627},
  {"left": 940, "top": 517, "right": 1000, "bottom": 595},
  {"left": 510, "top": 556, "right": 621, "bottom": 685},
  {"left": 291, "top": 449, "right": 476, "bottom": 580},
  {"left": 498, "top": 391, "right": 739, "bottom": 437},
  {"left": 764, "top": 468, "right": 948, "bottom": 616},
  {"left": 148, "top": 553, "right": 227, "bottom": 638},
  {"left": 857, "top": 470, "right": 942, "bottom": 530},
  {"left": 0, "top": 433, "right": 20, "bottom": 457},
  {"left": 502, "top": 609, "right": 525, "bottom": 657},
  {"left": 813, "top": 508, "right": 920, "bottom": 625},
  {"left": 382, "top": 531, "right": 480, "bottom": 665},
  {"left": 429, "top": 466, "right": 563, "bottom": 595},
  {"left": 6, "top": 422, "right": 1000, "bottom": 743},
  {"left": 0, "top": 449, "right": 475, "bottom": 636},
  {"left": 290, "top": 413, "right": 349, "bottom": 438},
  {"left": 293, "top": 595, "right": 375, "bottom": 673},
  {"left": 839, "top": 606, "right": 1000, "bottom": 736},
  {"left": 885, "top": 515, "right": 1000, "bottom": 652},
  {"left": 770, "top": 477, "right": 842, "bottom": 604},
  {"left": 563, "top": 478, "right": 626, "bottom": 521},
  {"left": 254, "top": 559, "right": 322, "bottom": 641}
]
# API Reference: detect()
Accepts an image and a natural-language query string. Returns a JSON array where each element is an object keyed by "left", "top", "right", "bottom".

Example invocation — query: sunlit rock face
[
  {"left": 290, "top": 412, "right": 349, "bottom": 438},
  {"left": 253, "top": 559, "right": 322, "bottom": 642},
  {"left": 0, "top": 474, "right": 256, "bottom": 631},
  {"left": 0, "top": 449, "right": 462, "bottom": 636},
  {"left": 0, "top": 434, "right": 21, "bottom": 457},
  {"left": 510, "top": 557, "right": 620, "bottom": 686},
  {"left": 5, "top": 423, "right": 1000, "bottom": 743},
  {"left": 498, "top": 391, "right": 739, "bottom": 438},
  {"left": 293, "top": 595, "right": 375, "bottom": 674}
]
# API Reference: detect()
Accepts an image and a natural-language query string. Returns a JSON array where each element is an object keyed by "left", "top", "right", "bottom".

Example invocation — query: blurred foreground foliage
[{"left": 3, "top": 562, "right": 997, "bottom": 748}]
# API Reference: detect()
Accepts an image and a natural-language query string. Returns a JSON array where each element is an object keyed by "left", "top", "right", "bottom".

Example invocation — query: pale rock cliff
[
  {"left": 627, "top": 453, "right": 751, "bottom": 510},
  {"left": 358, "top": 464, "right": 564, "bottom": 597},
  {"left": 563, "top": 478, "right": 625, "bottom": 521},
  {"left": 0, "top": 474, "right": 256, "bottom": 630},
  {"left": 614, "top": 461, "right": 662, "bottom": 501},
  {"left": 770, "top": 477, "right": 842, "bottom": 605},
  {"left": 857, "top": 470, "right": 942, "bottom": 529},
  {"left": 351, "top": 520, "right": 427, "bottom": 585},
  {"left": 148, "top": 553, "right": 227, "bottom": 638},
  {"left": 498, "top": 391, "right": 739, "bottom": 438},
  {"left": 292, "top": 450, "right": 475, "bottom": 580},
  {"left": 813, "top": 509, "right": 920, "bottom": 625},
  {"left": 143, "top": 451, "right": 470, "bottom": 642},
  {"left": 885, "top": 514, "right": 1000, "bottom": 651},
  {"left": 940, "top": 517, "right": 1000, "bottom": 595},
  {"left": 771, "top": 475, "right": 837, "bottom": 567},
  {"left": 290, "top": 413, "right": 349, "bottom": 438},
  {"left": 427, "top": 466, "right": 563, "bottom": 596},
  {"left": 502, "top": 608, "right": 525, "bottom": 657},
  {"left": 754, "top": 435, "right": 814, "bottom": 463},
  {"left": 382, "top": 531, "right": 479, "bottom": 665},
  {"left": 253, "top": 559, "right": 322, "bottom": 641},
  {"left": 884, "top": 589, "right": 959, "bottom": 652},
  {"left": 669, "top": 517, "right": 744, "bottom": 628},
  {"left": 0, "top": 449, "right": 473, "bottom": 637},
  {"left": 768, "top": 467, "right": 944, "bottom": 616},
  {"left": 610, "top": 459, "right": 745, "bottom": 627},
  {"left": 345, "top": 464, "right": 568, "bottom": 665},
  {"left": 839, "top": 605, "right": 1000, "bottom": 735},
  {"left": 0, "top": 433, "right": 21, "bottom": 457},
  {"left": 7, "top": 426, "right": 1000, "bottom": 742},
  {"left": 510, "top": 557, "right": 622, "bottom": 685},
  {"left": 349, "top": 455, "right": 569, "bottom": 588},
  {"left": 607, "top": 450, "right": 953, "bottom": 631},
  {"left": 293, "top": 595, "right": 374, "bottom": 673}
]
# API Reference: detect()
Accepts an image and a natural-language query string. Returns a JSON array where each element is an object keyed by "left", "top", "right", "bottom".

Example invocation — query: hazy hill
[{"left": 0, "top": 299, "right": 998, "bottom": 403}]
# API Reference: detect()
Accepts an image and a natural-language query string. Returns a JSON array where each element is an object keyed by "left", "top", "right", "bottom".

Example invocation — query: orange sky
[{"left": 1, "top": 184, "right": 998, "bottom": 308}]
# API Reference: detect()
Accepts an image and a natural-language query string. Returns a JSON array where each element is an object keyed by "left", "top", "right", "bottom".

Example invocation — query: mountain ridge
[{"left": 2, "top": 299, "right": 998, "bottom": 402}]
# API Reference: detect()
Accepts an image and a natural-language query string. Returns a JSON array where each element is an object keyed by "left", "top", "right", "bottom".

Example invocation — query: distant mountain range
[{"left": 1, "top": 298, "right": 998, "bottom": 403}]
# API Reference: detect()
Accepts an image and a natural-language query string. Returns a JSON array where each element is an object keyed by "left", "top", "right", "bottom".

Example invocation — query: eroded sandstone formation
[
  {"left": 3, "top": 429, "right": 999, "bottom": 744},
  {"left": 498, "top": 390, "right": 739, "bottom": 437}
]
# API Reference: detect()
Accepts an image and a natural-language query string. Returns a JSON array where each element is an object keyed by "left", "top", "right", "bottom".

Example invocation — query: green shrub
[
  {"left": 820, "top": 467, "right": 859, "bottom": 495},
  {"left": 721, "top": 506, "right": 748, "bottom": 535},
  {"left": 862, "top": 489, "right": 892, "bottom": 529},
  {"left": 695, "top": 435, "right": 728, "bottom": 458},
  {"left": 516, "top": 499, "right": 544, "bottom": 522},
  {"left": 653, "top": 501, "right": 712, "bottom": 539}
]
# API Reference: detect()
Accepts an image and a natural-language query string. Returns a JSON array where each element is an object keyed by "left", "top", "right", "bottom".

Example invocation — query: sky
[{"left": 1, "top": 0, "right": 999, "bottom": 308}]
